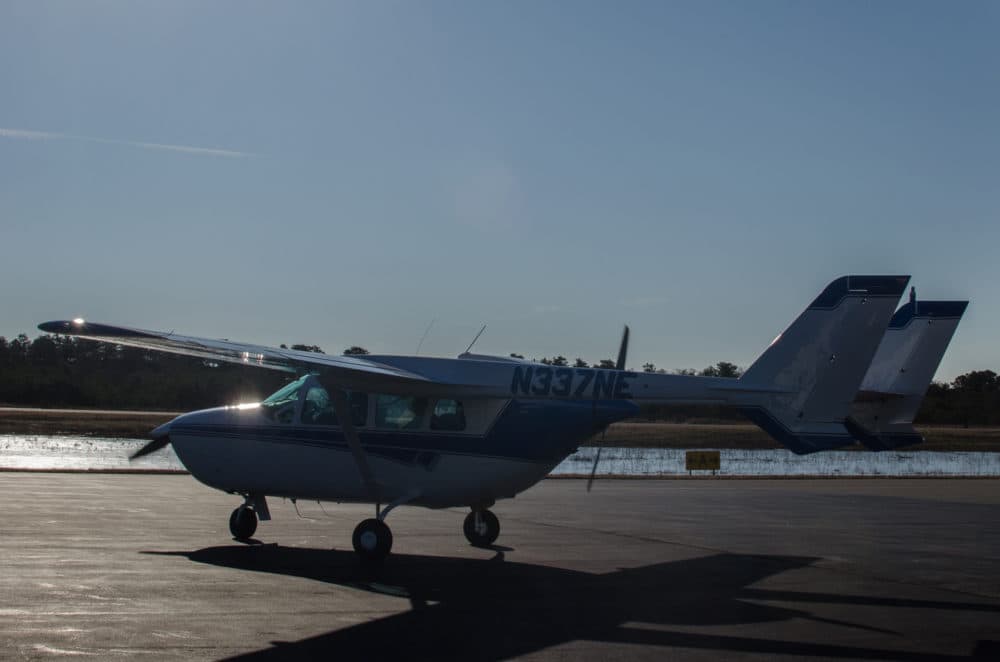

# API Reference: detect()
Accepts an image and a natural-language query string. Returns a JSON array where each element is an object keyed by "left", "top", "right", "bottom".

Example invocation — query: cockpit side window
[
  {"left": 375, "top": 395, "right": 427, "bottom": 431},
  {"left": 301, "top": 383, "right": 368, "bottom": 427},
  {"left": 431, "top": 399, "right": 466, "bottom": 431}
]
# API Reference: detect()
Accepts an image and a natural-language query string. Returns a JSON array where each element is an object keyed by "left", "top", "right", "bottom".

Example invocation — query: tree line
[{"left": 0, "top": 334, "right": 996, "bottom": 425}]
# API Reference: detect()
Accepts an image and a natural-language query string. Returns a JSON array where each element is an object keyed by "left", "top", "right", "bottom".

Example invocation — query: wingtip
[{"left": 38, "top": 320, "right": 70, "bottom": 333}]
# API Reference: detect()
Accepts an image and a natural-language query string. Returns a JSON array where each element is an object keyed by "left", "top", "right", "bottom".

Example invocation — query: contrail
[{"left": 0, "top": 127, "right": 253, "bottom": 158}]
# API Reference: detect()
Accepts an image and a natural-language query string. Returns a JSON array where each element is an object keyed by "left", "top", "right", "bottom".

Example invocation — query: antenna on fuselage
[
  {"left": 463, "top": 324, "right": 487, "bottom": 355},
  {"left": 415, "top": 318, "right": 437, "bottom": 356}
]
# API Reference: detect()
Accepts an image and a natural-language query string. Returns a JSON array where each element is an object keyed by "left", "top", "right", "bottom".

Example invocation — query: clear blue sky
[{"left": 1, "top": 1, "right": 997, "bottom": 380}]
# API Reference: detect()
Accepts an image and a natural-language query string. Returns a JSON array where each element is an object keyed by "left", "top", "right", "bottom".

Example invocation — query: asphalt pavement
[{"left": 1, "top": 474, "right": 998, "bottom": 660}]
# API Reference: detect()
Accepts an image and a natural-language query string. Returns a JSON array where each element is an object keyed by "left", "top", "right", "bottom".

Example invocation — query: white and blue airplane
[{"left": 38, "top": 275, "right": 966, "bottom": 561}]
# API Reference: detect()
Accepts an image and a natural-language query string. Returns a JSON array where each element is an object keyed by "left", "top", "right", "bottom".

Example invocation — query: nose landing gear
[
  {"left": 463, "top": 509, "right": 500, "bottom": 547},
  {"left": 229, "top": 505, "right": 258, "bottom": 540},
  {"left": 229, "top": 494, "right": 269, "bottom": 541}
]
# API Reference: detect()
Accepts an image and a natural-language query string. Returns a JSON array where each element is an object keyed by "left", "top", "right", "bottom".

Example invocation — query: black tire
[
  {"left": 463, "top": 509, "right": 500, "bottom": 547},
  {"left": 352, "top": 518, "right": 393, "bottom": 561},
  {"left": 229, "top": 506, "right": 258, "bottom": 540}
]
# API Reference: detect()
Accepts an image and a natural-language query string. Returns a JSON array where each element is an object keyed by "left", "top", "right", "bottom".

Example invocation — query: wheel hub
[{"left": 359, "top": 530, "right": 378, "bottom": 551}]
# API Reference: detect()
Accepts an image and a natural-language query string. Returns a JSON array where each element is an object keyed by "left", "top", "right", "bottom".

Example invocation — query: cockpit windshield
[{"left": 261, "top": 376, "right": 308, "bottom": 409}]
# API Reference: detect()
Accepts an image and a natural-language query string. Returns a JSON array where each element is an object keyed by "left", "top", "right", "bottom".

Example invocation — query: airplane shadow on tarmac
[{"left": 145, "top": 545, "right": 1000, "bottom": 661}]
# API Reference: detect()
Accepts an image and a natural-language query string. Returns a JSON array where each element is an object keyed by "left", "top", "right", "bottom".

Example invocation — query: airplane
[{"left": 37, "top": 274, "right": 966, "bottom": 561}]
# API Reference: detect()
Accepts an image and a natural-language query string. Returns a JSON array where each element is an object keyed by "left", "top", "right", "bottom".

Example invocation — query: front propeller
[{"left": 130, "top": 435, "right": 171, "bottom": 460}]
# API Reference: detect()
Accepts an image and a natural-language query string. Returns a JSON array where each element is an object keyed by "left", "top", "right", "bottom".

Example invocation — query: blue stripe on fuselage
[{"left": 170, "top": 398, "right": 639, "bottom": 464}]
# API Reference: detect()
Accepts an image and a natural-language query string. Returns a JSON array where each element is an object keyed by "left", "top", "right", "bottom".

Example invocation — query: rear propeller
[
  {"left": 586, "top": 442, "right": 603, "bottom": 492},
  {"left": 588, "top": 324, "right": 629, "bottom": 491}
]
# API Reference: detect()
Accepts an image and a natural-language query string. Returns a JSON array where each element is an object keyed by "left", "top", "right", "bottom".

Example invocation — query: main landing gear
[
  {"left": 352, "top": 518, "right": 393, "bottom": 561},
  {"left": 349, "top": 498, "right": 502, "bottom": 561},
  {"left": 463, "top": 509, "right": 500, "bottom": 547},
  {"left": 351, "top": 494, "right": 415, "bottom": 562}
]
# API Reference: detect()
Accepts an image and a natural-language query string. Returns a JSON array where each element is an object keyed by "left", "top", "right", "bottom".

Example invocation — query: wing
[{"left": 37, "top": 320, "right": 431, "bottom": 390}]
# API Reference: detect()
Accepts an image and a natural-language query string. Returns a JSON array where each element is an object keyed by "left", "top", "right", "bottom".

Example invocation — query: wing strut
[{"left": 330, "top": 389, "right": 380, "bottom": 504}]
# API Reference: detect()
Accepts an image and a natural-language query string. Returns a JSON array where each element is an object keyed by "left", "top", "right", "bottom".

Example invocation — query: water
[
  {"left": 0, "top": 435, "right": 184, "bottom": 471},
  {"left": 555, "top": 446, "right": 1000, "bottom": 477},
  {"left": 2, "top": 435, "right": 998, "bottom": 477}
]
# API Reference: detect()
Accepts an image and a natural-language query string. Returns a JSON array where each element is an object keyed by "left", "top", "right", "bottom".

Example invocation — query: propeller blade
[
  {"left": 616, "top": 325, "right": 630, "bottom": 371},
  {"left": 586, "top": 446, "right": 603, "bottom": 492},
  {"left": 331, "top": 389, "right": 380, "bottom": 503},
  {"left": 130, "top": 436, "right": 170, "bottom": 460}
]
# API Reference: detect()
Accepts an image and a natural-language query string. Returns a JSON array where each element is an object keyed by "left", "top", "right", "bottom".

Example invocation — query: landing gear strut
[
  {"left": 463, "top": 509, "right": 500, "bottom": 547},
  {"left": 229, "top": 505, "right": 257, "bottom": 540}
]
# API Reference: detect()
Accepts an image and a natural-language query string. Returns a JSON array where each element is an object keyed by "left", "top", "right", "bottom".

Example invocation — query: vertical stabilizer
[
  {"left": 738, "top": 275, "right": 910, "bottom": 454},
  {"left": 848, "top": 297, "right": 968, "bottom": 450}
]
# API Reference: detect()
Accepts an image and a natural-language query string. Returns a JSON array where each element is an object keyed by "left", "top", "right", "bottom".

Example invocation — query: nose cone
[
  {"left": 170, "top": 406, "right": 232, "bottom": 428},
  {"left": 151, "top": 407, "right": 230, "bottom": 440},
  {"left": 151, "top": 420, "right": 173, "bottom": 439}
]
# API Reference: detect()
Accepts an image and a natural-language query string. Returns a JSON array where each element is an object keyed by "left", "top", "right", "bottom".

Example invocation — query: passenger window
[
  {"left": 375, "top": 395, "right": 427, "bottom": 430},
  {"left": 301, "top": 386, "right": 368, "bottom": 427},
  {"left": 431, "top": 399, "right": 466, "bottom": 431}
]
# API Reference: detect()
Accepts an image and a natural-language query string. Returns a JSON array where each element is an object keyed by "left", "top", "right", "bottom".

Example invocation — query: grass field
[{"left": 2, "top": 407, "right": 999, "bottom": 452}]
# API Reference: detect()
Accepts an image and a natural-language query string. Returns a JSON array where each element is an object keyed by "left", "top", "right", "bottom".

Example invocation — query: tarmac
[{"left": 1, "top": 474, "right": 999, "bottom": 660}]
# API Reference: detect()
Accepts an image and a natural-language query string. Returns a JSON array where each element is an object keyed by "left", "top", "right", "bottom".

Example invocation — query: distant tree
[
  {"left": 952, "top": 370, "right": 998, "bottom": 392},
  {"left": 280, "top": 344, "right": 288, "bottom": 349},
  {"left": 573, "top": 358, "right": 589, "bottom": 368},
  {"left": 926, "top": 381, "right": 951, "bottom": 395},
  {"left": 291, "top": 344, "right": 325, "bottom": 354},
  {"left": 29, "top": 335, "right": 60, "bottom": 365},
  {"left": 343, "top": 346, "right": 369, "bottom": 356},
  {"left": 700, "top": 361, "right": 741, "bottom": 378},
  {"left": 509, "top": 353, "right": 524, "bottom": 359},
  {"left": 539, "top": 357, "right": 553, "bottom": 365},
  {"left": 674, "top": 368, "right": 697, "bottom": 376},
  {"left": 596, "top": 359, "right": 616, "bottom": 370},
  {"left": 10, "top": 333, "right": 30, "bottom": 361},
  {"left": 551, "top": 355, "right": 568, "bottom": 367},
  {"left": 642, "top": 362, "right": 656, "bottom": 373},
  {"left": 715, "top": 361, "right": 741, "bottom": 378}
]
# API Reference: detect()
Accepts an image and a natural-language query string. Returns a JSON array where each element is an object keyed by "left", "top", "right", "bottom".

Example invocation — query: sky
[{"left": 1, "top": 1, "right": 997, "bottom": 380}]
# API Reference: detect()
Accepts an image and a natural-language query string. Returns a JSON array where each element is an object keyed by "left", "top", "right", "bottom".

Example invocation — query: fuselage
[{"left": 158, "top": 372, "right": 640, "bottom": 508}]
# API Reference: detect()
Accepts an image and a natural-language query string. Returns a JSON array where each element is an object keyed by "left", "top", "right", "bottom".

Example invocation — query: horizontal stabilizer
[{"left": 844, "top": 419, "right": 924, "bottom": 451}]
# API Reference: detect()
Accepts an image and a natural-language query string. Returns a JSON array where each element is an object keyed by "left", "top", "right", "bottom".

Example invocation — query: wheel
[
  {"left": 229, "top": 506, "right": 258, "bottom": 540},
  {"left": 352, "top": 518, "right": 393, "bottom": 561},
  {"left": 463, "top": 509, "right": 500, "bottom": 547}
]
